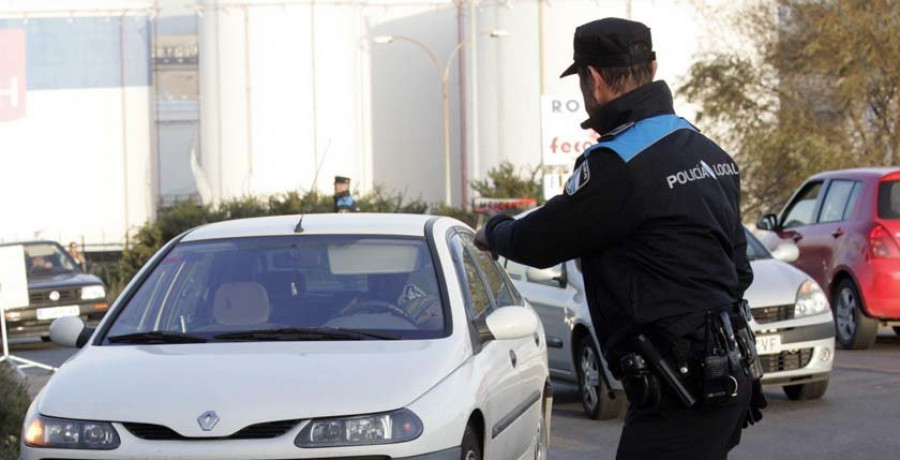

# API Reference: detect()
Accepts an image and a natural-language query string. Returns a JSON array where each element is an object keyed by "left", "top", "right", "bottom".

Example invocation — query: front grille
[
  {"left": 233, "top": 419, "right": 301, "bottom": 439},
  {"left": 123, "top": 422, "right": 184, "bottom": 440},
  {"left": 760, "top": 348, "right": 813, "bottom": 374},
  {"left": 123, "top": 419, "right": 300, "bottom": 441},
  {"left": 28, "top": 288, "right": 80, "bottom": 305},
  {"left": 751, "top": 304, "right": 795, "bottom": 324}
]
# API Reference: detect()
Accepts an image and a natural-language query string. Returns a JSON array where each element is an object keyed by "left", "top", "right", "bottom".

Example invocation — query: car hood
[
  {"left": 746, "top": 259, "right": 807, "bottom": 308},
  {"left": 38, "top": 339, "right": 466, "bottom": 437},
  {"left": 28, "top": 271, "right": 103, "bottom": 290}
]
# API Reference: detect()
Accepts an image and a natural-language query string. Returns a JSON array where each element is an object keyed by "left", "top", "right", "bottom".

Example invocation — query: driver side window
[
  {"left": 449, "top": 234, "right": 493, "bottom": 320},
  {"left": 781, "top": 181, "right": 824, "bottom": 229},
  {"left": 460, "top": 234, "right": 521, "bottom": 307}
]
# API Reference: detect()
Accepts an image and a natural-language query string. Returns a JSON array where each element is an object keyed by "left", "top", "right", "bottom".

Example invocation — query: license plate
[
  {"left": 755, "top": 334, "right": 782, "bottom": 355},
  {"left": 36, "top": 305, "right": 80, "bottom": 321}
]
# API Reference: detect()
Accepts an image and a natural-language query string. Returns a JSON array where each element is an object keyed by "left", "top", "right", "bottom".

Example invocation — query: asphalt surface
[{"left": 9, "top": 330, "right": 900, "bottom": 459}]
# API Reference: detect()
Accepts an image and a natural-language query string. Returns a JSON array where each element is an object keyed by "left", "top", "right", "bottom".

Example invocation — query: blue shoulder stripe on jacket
[{"left": 584, "top": 114, "right": 698, "bottom": 163}]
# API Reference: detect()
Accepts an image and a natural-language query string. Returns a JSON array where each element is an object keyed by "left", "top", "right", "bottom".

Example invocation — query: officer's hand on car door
[{"left": 474, "top": 227, "right": 499, "bottom": 260}]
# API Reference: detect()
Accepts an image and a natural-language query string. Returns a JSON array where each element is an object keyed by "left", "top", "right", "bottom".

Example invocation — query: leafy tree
[
  {"left": 471, "top": 160, "right": 543, "bottom": 202},
  {"left": 680, "top": 0, "right": 900, "bottom": 216}
]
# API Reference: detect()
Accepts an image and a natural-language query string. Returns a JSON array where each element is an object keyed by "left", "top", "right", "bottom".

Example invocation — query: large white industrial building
[{"left": 0, "top": 0, "right": 750, "bottom": 247}]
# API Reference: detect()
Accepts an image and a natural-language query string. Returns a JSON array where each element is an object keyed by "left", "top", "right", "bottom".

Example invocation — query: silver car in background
[
  {"left": 502, "top": 227, "right": 836, "bottom": 420},
  {"left": 502, "top": 256, "right": 625, "bottom": 420}
]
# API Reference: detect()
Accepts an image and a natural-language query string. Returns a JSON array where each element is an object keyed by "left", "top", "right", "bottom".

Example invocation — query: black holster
[{"left": 620, "top": 334, "right": 698, "bottom": 410}]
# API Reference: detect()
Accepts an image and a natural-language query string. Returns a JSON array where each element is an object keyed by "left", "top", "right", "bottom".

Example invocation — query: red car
[{"left": 757, "top": 168, "right": 900, "bottom": 350}]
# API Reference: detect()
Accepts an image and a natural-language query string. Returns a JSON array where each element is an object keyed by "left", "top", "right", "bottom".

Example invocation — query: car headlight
[
  {"left": 795, "top": 279, "right": 830, "bottom": 318},
  {"left": 295, "top": 409, "right": 423, "bottom": 447},
  {"left": 81, "top": 285, "right": 106, "bottom": 300},
  {"left": 24, "top": 414, "right": 120, "bottom": 450}
]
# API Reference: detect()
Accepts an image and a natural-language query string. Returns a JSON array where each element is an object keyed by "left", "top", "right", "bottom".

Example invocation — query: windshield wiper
[
  {"left": 214, "top": 327, "right": 400, "bottom": 341},
  {"left": 107, "top": 331, "right": 208, "bottom": 344}
]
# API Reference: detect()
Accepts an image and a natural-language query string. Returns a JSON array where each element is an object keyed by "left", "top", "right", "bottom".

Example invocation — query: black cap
[
  {"left": 560, "top": 18, "right": 655, "bottom": 78},
  {"left": 334, "top": 176, "right": 351, "bottom": 184}
]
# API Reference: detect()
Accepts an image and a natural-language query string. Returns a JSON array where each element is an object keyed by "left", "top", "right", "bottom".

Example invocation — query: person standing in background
[
  {"left": 68, "top": 242, "right": 86, "bottom": 271},
  {"left": 333, "top": 176, "right": 359, "bottom": 213}
]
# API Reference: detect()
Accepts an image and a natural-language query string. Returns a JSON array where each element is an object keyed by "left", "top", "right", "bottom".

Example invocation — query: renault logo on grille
[{"left": 198, "top": 411, "right": 220, "bottom": 431}]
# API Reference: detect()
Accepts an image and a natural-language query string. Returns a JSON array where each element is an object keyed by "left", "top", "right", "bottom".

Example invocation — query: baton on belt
[{"left": 635, "top": 334, "right": 698, "bottom": 408}]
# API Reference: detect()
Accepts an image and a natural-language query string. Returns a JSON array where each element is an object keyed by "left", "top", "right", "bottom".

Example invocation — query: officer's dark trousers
[{"left": 616, "top": 372, "right": 752, "bottom": 460}]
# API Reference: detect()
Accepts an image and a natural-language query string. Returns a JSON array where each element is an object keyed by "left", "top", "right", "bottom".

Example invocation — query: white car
[
  {"left": 23, "top": 214, "right": 551, "bottom": 460},
  {"left": 504, "top": 226, "right": 835, "bottom": 419}
]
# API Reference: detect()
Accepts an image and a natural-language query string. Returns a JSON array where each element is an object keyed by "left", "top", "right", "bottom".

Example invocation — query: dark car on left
[{"left": 1, "top": 241, "right": 108, "bottom": 341}]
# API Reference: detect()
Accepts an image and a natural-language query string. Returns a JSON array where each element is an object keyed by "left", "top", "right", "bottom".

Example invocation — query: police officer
[
  {"left": 475, "top": 18, "right": 765, "bottom": 459},
  {"left": 333, "top": 176, "right": 359, "bottom": 213}
]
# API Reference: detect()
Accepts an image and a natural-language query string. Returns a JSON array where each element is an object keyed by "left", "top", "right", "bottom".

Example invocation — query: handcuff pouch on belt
[{"left": 700, "top": 302, "right": 764, "bottom": 406}]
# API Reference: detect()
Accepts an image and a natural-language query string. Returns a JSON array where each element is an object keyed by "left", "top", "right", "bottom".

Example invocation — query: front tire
[
  {"left": 576, "top": 337, "right": 622, "bottom": 420},
  {"left": 893, "top": 326, "right": 900, "bottom": 336},
  {"left": 783, "top": 378, "right": 829, "bottom": 400},
  {"left": 461, "top": 425, "right": 482, "bottom": 460},
  {"left": 834, "top": 279, "right": 878, "bottom": 350}
]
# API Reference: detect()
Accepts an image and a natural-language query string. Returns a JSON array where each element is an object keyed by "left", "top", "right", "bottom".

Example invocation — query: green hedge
[{"left": 0, "top": 365, "right": 30, "bottom": 460}]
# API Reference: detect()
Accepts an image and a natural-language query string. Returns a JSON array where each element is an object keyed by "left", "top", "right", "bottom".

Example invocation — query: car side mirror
[
  {"left": 756, "top": 214, "right": 779, "bottom": 232},
  {"left": 482, "top": 306, "right": 539, "bottom": 341},
  {"left": 526, "top": 266, "right": 566, "bottom": 287},
  {"left": 771, "top": 242, "right": 800, "bottom": 263},
  {"left": 49, "top": 316, "right": 93, "bottom": 348}
]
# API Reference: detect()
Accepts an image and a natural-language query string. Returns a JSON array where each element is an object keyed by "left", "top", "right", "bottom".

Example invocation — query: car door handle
[
  {"left": 509, "top": 350, "right": 517, "bottom": 368},
  {"left": 832, "top": 228, "right": 845, "bottom": 238}
]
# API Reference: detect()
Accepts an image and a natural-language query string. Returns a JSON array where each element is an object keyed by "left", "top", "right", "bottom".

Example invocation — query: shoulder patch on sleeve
[{"left": 565, "top": 161, "right": 591, "bottom": 196}]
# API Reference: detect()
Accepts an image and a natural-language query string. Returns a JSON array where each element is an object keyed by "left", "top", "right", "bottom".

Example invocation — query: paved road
[
  {"left": 550, "top": 330, "right": 900, "bottom": 460},
  {"left": 10, "top": 331, "right": 900, "bottom": 459}
]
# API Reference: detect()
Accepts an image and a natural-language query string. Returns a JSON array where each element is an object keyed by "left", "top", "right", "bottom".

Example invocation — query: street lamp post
[{"left": 375, "top": 31, "right": 506, "bottom": 207}]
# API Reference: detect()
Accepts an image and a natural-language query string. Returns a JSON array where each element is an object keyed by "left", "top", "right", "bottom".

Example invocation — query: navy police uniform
[
  {"left": 333, "top": 176, "right": 359, "bottom": 213},
  {"left": 481, "top": 18, "right": 757, "bottom": 460}
]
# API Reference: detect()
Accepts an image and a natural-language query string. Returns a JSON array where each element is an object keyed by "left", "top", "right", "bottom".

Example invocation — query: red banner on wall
[{"left": 0, "top": 29, "right": 26, "bottom": 122}]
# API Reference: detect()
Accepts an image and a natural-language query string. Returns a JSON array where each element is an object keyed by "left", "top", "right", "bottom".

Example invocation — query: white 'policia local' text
[{"left": 666, "top": 160, "right": 739, "bottom": 189}]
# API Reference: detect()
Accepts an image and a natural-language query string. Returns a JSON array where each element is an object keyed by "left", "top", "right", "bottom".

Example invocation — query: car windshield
[
  {"left": 744, "top": 229, "right": 771, "bottom": 261},
  {"left": 23, "top": 243, "right": 79, "bottom": 278},
  {"left": 104, "top": 235, "right": 447, "bottom": 342}
]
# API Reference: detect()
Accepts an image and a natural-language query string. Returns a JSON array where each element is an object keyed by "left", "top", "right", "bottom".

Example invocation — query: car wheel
[
  {"left": 834, "top": 279, "right": 878, "bottom": 350},
  {"left": 893, "top": 326, "right": 900, "bottom": 336},
  {"left": 576, "top": 337, "right": 621, "bottom": 420},
  {"left": 783, "top": 378, "right": 829, "bottom": 400},
  {"left": 41, "top": 336, "right": 52, "bottom": 343},
  {"left": 461, "top": 425, "right": 482, "bottom": 460}
]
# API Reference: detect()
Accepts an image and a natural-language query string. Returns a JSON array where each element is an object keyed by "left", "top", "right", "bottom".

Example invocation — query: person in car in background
[{"left": 29, "top": 255, "right": 53, "bottom": 273}]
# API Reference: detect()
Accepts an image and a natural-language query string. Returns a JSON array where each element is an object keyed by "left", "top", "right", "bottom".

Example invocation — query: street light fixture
[{"left": 375, "top": 30, "right": 508, "bottom": 207}]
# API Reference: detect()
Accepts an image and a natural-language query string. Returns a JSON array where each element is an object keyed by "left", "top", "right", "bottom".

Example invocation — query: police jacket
[
  {"left": 334, "top": 192, "right": 359, "bottom": 213},
  {"left": 485, "top": 81, "right": 753, "bottom": 354}
]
